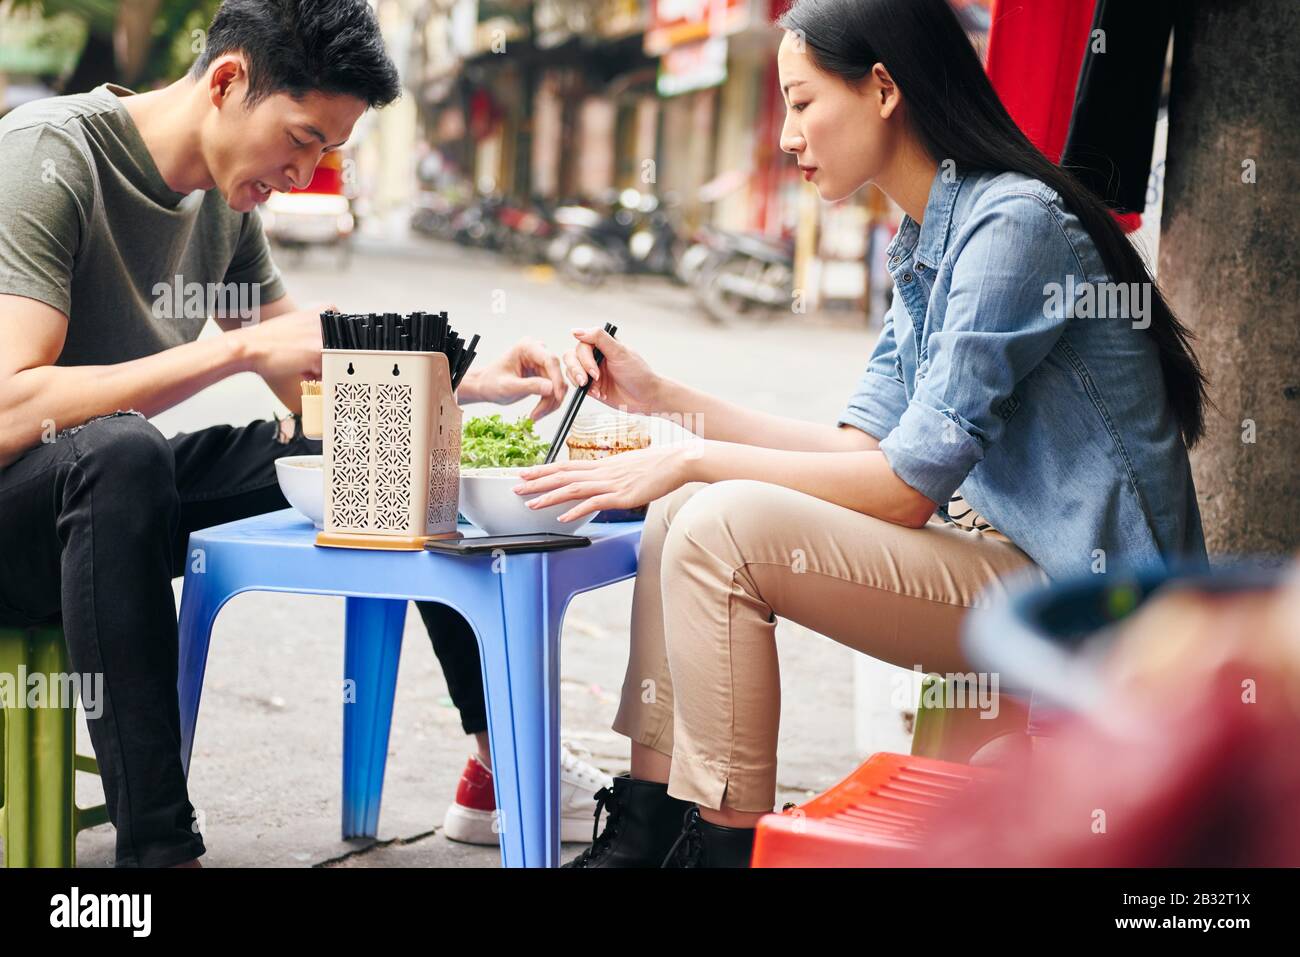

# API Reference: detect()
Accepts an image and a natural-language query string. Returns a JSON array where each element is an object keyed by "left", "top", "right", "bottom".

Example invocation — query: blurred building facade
[
  {"left": 407, "top": 0, "right": 991, "bottom": 318},
  {"left": 410, "top": 0, "right": 811, "bottom": 226}
]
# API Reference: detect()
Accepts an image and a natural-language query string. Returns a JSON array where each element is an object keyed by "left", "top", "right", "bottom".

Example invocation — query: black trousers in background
[
  {"left": 0, "top": 411, "right": 486, "bottom": 867},
  {"left": 1062, "top": 0, "right": 1175, "bottom": 215}
]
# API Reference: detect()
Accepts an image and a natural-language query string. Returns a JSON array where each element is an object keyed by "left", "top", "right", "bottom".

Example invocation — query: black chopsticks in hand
[{"left": 544, "top": 322, "right": 617, "bottom": 465}]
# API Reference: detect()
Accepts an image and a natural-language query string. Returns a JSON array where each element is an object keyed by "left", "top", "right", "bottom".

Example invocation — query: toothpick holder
[{"left": 316, "top": 348, "right": 461, "bottom": 550}]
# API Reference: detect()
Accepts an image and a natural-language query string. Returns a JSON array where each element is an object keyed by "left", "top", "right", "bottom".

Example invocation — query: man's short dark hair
[{"left": 191, "top": 0, "right": 401, "bottom": 109}]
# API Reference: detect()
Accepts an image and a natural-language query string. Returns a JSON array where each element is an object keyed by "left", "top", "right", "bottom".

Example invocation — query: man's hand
[
  {"left": 228, "top": 302, "right": 332, "bottom": 412},
  {"left": 458, "top": 337, "right": 567, "bottom": 420}
]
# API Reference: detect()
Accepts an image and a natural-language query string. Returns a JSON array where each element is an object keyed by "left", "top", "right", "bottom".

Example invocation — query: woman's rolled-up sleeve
[
  {"left": 837, "top": 299, "right": 910, "bottom": 442},
  {"left": 878, "top": 191, "right": 1079, "bottom": 504}
]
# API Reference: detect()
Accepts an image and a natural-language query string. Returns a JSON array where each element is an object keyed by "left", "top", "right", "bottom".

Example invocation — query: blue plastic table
[{"left": 176, "top": 508, "right": 643, "bottom": 867}]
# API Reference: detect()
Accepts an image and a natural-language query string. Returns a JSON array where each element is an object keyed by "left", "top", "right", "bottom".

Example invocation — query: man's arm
[
  {"left": 1, "top": 289, "right": 326, "bottom": 468},
  {"left": 0, "top": 293, "right": 248, "bottom": 468},
  {"left": 213, "top": 292, "right": 322, "bottom": 413},
  {"left": 212, "top": 198, "right": 325, "bottom": 412},
  {"left": 253, "top": 294, "right": 298, "bottom": 320}
]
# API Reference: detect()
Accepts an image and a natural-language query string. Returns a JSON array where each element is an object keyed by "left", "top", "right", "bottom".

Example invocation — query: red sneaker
[
  {"left": 442, "top": 746, "right": 616, "bottom": 845},
  {"left": 443, "top": 753, "right": 499, "bottom": 845}
]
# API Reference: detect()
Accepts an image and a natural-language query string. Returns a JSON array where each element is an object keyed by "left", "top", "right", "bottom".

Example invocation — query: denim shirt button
[
  {"left": 915, "top": 262, "right": 926, "bottom": 272},
  {"left": 902, "top": 272, "right": 913, "bottom": 283},
  {"left": 890, "top": 255, "right": 902, "bottom": 267}
]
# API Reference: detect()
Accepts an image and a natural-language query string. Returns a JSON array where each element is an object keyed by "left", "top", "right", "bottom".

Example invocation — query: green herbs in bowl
[{"left": 460, "top": 414, "right": 550, "bottom": 469}]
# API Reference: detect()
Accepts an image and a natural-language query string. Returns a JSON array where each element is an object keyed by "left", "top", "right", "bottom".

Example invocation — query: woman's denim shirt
[{"left": 838, "top": 169, "right": 1207, "bottom": 580}]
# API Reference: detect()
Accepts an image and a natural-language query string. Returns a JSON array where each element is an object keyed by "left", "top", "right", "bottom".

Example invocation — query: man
[{"left": 0, "top": 0, "right": 604, "bottom": 867}]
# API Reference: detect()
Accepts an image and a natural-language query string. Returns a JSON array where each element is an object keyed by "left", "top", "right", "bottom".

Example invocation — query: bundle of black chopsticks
[{"left": 319, "top": 310, "right": 480, "bottom": 389}]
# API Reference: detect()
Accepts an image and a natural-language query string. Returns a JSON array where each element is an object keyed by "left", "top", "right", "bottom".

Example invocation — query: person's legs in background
[
  {"left": 416, "top": 601, "right": 492, "bottom": 758},
  {"left": 414, "top": 600, "right": 497, "bottom": 843},
  {"left": 414, "top": 599, "right": 613, "bottom": 846}
]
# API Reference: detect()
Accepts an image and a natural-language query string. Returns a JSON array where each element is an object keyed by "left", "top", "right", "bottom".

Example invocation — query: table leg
[
  {"left": 477, "top": 553, "right": 566, "bottom": 867},
  {"left": 342, "top": 596, "right": 407, "bottom": 839},
  {"left": 176, "top": 569, "right": 232, "bottom": 777}
]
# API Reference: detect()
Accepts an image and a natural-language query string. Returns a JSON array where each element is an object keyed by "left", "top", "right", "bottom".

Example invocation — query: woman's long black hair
[{"left": 779, "top": 0, "right": 1209, "bottom": 449}]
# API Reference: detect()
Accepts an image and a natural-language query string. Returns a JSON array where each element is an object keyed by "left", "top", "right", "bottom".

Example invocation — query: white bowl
[
  {"left": 275, "top": 455, "right": 325, "bottom": 528},
  {"left": 459, "top": 467, "right": 596, "bottom": 536}
]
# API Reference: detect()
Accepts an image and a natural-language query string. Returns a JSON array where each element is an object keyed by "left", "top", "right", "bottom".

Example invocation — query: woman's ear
[{"left": 872, "top": 62, "right": 901, "bottom": 119}]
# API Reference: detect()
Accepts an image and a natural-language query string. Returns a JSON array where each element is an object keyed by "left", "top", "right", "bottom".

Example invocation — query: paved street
[{"left": 66, "top": 234, "right": 914, "bottom": 868}]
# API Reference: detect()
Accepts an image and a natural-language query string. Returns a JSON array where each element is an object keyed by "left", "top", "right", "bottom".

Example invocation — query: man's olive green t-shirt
[{"left": 0, "top": 83, "right": 285, "bottom": 366}]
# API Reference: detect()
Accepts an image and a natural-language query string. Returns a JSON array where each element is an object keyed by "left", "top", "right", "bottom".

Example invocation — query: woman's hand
[
  {"left": 562, "top": 326, "right": 663, "bottom": 413},
  {"left": 513, "top": 444, "right": 695, "bottom": 523}
]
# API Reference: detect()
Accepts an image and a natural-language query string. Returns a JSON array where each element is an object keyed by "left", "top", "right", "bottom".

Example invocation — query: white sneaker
[
  {"left": 560, "top": 741, "right": 615, "bottom": 844},
  {"left": 442, "top": 743, "right": 615, "bottom": 846}
]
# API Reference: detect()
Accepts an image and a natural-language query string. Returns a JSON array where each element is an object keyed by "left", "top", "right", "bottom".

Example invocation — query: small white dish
[
  {"left": 275, "top": 454, "right": 325, "bottom": 528},
  {"left": 459, "top": 467, "right": 596, "bottom": 536}
]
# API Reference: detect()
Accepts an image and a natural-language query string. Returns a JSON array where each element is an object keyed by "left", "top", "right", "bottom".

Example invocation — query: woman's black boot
[
  {"left": 661, "top": 806, "right": 756, "bottom": 868},
  {"left": 562, "top": 773, "right": 693, "bottom": 868}
]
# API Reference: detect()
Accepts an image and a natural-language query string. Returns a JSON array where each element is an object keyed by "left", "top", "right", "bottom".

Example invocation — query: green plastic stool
[
  {"left": 910, "top": 674, "right": 952, "bottom": 759},
  {"left": 910, "top": 674, "right": 1031, "bottom": 763},
  {"left": 0, "top": 626, "right": 108, "bottom": 867}
]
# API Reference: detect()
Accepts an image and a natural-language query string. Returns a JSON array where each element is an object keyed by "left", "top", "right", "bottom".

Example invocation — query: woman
[{"left": 514, "top": 0, "right": 1210, "bottom": 868}]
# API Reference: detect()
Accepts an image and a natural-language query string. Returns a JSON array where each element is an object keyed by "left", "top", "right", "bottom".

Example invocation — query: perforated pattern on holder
[
  {"left": 426, "top": 444, "right": 460, "bottom": 530},
  {"left": 330, "top": 381, "right": 372, "bottom": 530},
  {"left": 374, "top": 383, "right": 414, "bottom": 530},
  {"left": 327, "top": 381, "right": 417, "bottom": 532}
]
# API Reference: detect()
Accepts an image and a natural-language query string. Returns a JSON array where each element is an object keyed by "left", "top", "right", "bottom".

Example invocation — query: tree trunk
[
  {"left": 62, "top": 30, "right": 117, "bottom": 95},
  {"left": 114, "top": 0, "right": 164, "bottom": 87},
  {"left": 1160, "top": 0, "right": 1300, "bottom": 561}
]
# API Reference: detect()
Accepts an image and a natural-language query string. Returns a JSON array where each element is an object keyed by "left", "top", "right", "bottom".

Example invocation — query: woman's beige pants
[{"left": 610, "top": 480, "right": 1046, "bottom": 813}]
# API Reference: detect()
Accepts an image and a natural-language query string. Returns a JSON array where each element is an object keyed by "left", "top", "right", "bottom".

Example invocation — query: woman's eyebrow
[{"left": 781, "top": 79, "right": 806, "bottom": 104}]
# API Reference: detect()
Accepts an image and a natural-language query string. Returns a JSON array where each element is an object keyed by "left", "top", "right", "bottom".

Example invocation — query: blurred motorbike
[
  {"left": 409, "top": 190, "right": 462, "bottom": 241},
  {"left": 676, "top": 223, "right": 734, "bottom": 287},
  {"left": 692, "top": 230, "right": 795, "bottom": 325},
  {"left": 497, "top": 195, "right": 557, "bottom": 264},
  {"left": 547, "top": 189, "right": 683, "bottom": 286},
  {"left": 451, "top": 193, "right": 508, "bottom": 250}
]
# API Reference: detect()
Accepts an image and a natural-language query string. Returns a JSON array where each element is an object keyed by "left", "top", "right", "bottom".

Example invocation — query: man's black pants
[{"left": 0, "top": 411, "right": 487, "bottom": 867}]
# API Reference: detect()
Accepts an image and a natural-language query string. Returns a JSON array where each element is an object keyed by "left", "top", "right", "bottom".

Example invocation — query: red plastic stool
[{"left": 750, "top": 752, "right": 992, "bottom": 867}]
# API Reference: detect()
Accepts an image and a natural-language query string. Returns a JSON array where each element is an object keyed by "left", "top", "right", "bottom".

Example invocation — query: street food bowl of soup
[
  {"left": 275, "top": 455, "right": 325, "bottom": 528},
  {"left": 459, "top": 467, "right": 596, "bottom": 536}
]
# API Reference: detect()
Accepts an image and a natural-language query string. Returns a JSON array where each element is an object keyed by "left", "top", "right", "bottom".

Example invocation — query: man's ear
[
  {"left": 207, "top": 55, "right": 247, "bottom": 110},
  {"left": 872, "top": 62, "right": 901, "bottom": 119}
]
